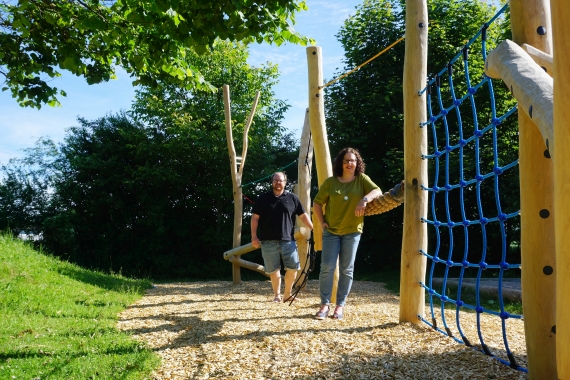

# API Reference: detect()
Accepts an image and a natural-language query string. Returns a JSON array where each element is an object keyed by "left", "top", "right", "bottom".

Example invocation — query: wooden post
[
  {"left": 551, "top": 0, "right": 570, "bottom": 377},
  {"left": 295, "top": 108, "right": 314, "bottom": 285},
  {"left": 307, "top": 46, "right": 336, "bottom": 302},
  {"left": 223, "top": 85, "right": 260, "bottom": 285},
  {"left": 399, "top": 0, "right": 428, "bottom": 324},
  {"left": 223, "top": 85, "right": 242, "bottom": 284},
  {"left": 306, "top": 46, "right": 333, "bottom": 250},
  {"left": 510, "top": 1, "right": 557, "bottom": 378}
]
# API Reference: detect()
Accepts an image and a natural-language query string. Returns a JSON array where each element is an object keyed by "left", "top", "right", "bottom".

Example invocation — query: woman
[{"left": 313, "top": 147, "right": 382, "bottom": 320}]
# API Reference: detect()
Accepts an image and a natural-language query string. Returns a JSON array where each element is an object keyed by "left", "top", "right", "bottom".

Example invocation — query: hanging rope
[
  {"left": 319, "top": 36, "right": 405, "bottom": 89},
  {"left": 284, "top": 232, "right": 315, "bottom": 305},
  {"left": 240, "top": 159, "right": 298, "bottom": 188},
  {"left": 304, "top": 130, "right": 313, "bottom": 178}
]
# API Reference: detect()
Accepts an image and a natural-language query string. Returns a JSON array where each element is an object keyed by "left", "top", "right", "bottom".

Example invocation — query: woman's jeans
[{"left": 319, "top": 229, "right": 361, "bottom": 306}]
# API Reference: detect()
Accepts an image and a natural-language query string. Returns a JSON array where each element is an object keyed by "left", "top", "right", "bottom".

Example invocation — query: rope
[
  {"left": 418, "top": 3, "right": 526, "bottom": 373},
  {"left": 319, "top": 36, "right": 405, "bottom": 89},
  {"left": 284, "top": 232, "right": 315, "bottom": 305},
  {"left": 304, "top": 130, "right": 312, "bottom": 178},
  {"left": 240, "top": 159, "right": 298, "bottom": 188}
]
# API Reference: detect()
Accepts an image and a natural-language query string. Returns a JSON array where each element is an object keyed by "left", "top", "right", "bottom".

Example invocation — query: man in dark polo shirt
[{"left": 251, "top": 172, "right": 313, "bottom": 303}]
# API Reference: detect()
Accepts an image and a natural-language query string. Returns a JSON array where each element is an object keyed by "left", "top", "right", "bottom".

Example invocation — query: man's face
[{"left": 272, "top": 174, "right": 286, "bottom": 192}]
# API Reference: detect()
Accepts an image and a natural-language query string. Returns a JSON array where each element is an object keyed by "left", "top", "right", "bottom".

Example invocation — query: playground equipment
[
  {"left": 222, "top": 84, "right": 315, "bottom": 286},
  {"left": 398, "top": 0, "right": 568, "bottom": 378},
  {"left": 223, "top": 0, "right": 570, "bottom": 377},
  {"left": 223, "top": 86, "right": 260, "bottom": 284}
]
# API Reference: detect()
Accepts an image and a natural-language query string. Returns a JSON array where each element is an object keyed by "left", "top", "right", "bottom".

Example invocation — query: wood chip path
[{"left": 118, "top": 280, "right": 528, "bottom": 379}]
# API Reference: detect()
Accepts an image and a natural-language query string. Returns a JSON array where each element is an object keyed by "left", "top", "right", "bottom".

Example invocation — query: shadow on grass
[{"left": 56, "top": 265, "right": 152, "bottom": 294}]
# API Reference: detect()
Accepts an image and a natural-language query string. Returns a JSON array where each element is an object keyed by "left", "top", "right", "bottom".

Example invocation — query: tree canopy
[{"left": 0, "top": 0, "right": 313, "bottom": 108}]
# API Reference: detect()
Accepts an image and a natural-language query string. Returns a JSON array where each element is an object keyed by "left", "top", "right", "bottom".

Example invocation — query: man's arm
[
  {"left": 251, "top": 213, "right": 261, "bottom": 248},
  {"left": 298, "top": 213, "right": 313, "bottom": 231}
]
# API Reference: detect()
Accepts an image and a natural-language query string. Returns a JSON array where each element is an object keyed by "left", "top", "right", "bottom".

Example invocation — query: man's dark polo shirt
[{"left": 252, "top": 191, "right": 306, "bottom": 241}]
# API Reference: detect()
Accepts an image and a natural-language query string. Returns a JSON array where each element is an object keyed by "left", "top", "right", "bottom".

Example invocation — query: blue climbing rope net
[{"left": 419, "top": 2, "right": 526, "bottom": 372}]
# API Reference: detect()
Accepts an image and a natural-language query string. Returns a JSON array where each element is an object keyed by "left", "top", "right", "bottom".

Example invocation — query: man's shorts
[{"left": 260, "top": 240, "right": 300, "bottom": 274}]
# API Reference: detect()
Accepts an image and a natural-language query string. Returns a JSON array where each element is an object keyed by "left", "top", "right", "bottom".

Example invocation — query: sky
[{"left": 0, "top": 0, "right": 363, "bottom": 164}]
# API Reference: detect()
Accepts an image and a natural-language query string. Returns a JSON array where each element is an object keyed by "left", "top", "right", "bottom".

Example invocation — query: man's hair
[
  {"left": 272, "top": 171, "right": 287, "bottom": 182},
  {"left": 332, "top": 147, "right": 366, "bottom": 177}
]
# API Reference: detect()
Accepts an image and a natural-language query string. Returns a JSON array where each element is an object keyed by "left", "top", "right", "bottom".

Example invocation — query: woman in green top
[{"left": 313, "top": 147, "right": 382, "bottom": 320}]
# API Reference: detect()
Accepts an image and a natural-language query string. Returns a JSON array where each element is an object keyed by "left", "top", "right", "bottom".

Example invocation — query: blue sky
[{"left": 0, "top": 0, "right": 363, "bottom": 164}]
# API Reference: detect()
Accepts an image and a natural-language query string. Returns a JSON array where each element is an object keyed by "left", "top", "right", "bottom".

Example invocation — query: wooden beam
[
  {"left": 295, "top": 108, "right": 314, "bottom": 284},
  {"left": 223, "top": 243, "right": 257, "bottom": 260},
  {"left": 229, "top": 256, "right": 268, "bottom": 277},
  {"left": 223, "top": 85, "right": 242, "bottom": 284},
  {"left": 399, "top": 0, "right": 428, "bottom": 325},
  {"left": 238, "top": 91, "right": 260, "bottom": 179},
  {"left": 223, "top": 228, "right": 307, "bottom": 261},
  {"left": 551, "top": 0, "right": 570, "bottom": 377},
  {"left": 510, "top": 1, "right": 557, "bottom": 378},
  {"left": 521, "top": 43, "right": 553, "bottom": 76},
  {"left": 307, "top": 46, "right": 337, "bottom": 303},
  {"left": 306, "top": 46, "right": 333, "bottom": 252},
  {"left": 485, "top": 39, "right": 554, "bottom": 156},
  {"left": 294, "top": 227, "right": 311, "bottom": 241}
]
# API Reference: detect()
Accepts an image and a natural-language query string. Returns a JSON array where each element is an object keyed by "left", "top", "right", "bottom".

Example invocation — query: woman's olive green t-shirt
[{"left": 313, "top": 173, "right": 380, "bottom": 235}]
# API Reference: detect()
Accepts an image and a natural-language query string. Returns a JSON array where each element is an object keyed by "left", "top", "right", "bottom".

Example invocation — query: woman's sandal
[
  {"left": 272, "top": 295, "right": 282, "bottom": 303},
  {"left": 314, "top": 305, "right": 329, "bottom": 320},
  {"left": 331, "top": 307, "right": 344, "bottom": 320}
]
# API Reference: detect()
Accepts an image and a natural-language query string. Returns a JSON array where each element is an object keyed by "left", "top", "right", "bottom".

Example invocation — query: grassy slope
[{"left": 0, "top": 234, "right": 160, "bottom": 379}]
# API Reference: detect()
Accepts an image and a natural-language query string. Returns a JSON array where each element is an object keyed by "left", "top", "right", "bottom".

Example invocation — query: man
[{"left": 251, "top": 172, "right": 313, "bottom": 302}]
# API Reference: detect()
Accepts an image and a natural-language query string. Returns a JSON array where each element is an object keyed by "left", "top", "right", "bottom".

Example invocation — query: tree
[
  {"left": 16, "top": 41, "right": 298, "bottom": 278},
  {"left": 324, "top": 0, "right": 518, "bottom": 272},
  {"left": 0, "top": 0, "right": 313, "bottom": 108},
  {"left": 0, "top": 137, "right": 59, "bottom": 237}
]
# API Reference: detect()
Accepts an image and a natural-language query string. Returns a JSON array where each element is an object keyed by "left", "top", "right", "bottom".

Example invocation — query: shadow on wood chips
[{"left": 118, "top": 280, "right": 527, "bottom": 380}]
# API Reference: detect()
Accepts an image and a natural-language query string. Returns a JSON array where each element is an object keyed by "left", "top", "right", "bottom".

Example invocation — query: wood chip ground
[{"left": 118, "top": 280, "right": 527, "bottom": 379}]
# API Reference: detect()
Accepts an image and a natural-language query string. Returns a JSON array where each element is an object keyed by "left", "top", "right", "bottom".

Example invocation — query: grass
[{"left": 0, "top": 234, "right": 160, "bottom": 379}]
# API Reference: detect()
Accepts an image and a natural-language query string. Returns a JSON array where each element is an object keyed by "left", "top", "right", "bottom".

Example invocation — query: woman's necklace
[{"left": 338, "top": 175, "right": 354, "bottom": 201}]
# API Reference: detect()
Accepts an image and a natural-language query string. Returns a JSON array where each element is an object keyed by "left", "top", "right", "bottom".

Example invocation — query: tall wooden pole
[
  {"left": 510, "top": 1, "right": 557, "bottom": 378},
  {"left": 306, "top": 46, "right": 336, "bottom": 301},
  {"left": 295, "top": 108, "right": 314, "bottom": 285},
  {"left": 551, "top": 0, "right": 570, "bottom": 377},
  {"left": 306, "top": 46, "right": 333, "bottom": 249},
  {"left": 399, "top": 0, "right": 428, "bottom": 324},
  {"left": 223, "top": 85, "right": 242, "bottom": 284}
]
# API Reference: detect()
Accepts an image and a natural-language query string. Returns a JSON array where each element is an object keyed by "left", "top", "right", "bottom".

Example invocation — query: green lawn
[{"left": 0, "top": 234, "right": 160, "bottom": 379}]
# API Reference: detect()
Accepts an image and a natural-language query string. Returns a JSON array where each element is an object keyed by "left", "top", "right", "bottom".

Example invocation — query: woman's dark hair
[{"left": 332, "top": 147, "right": 365, "bottom": 177}]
